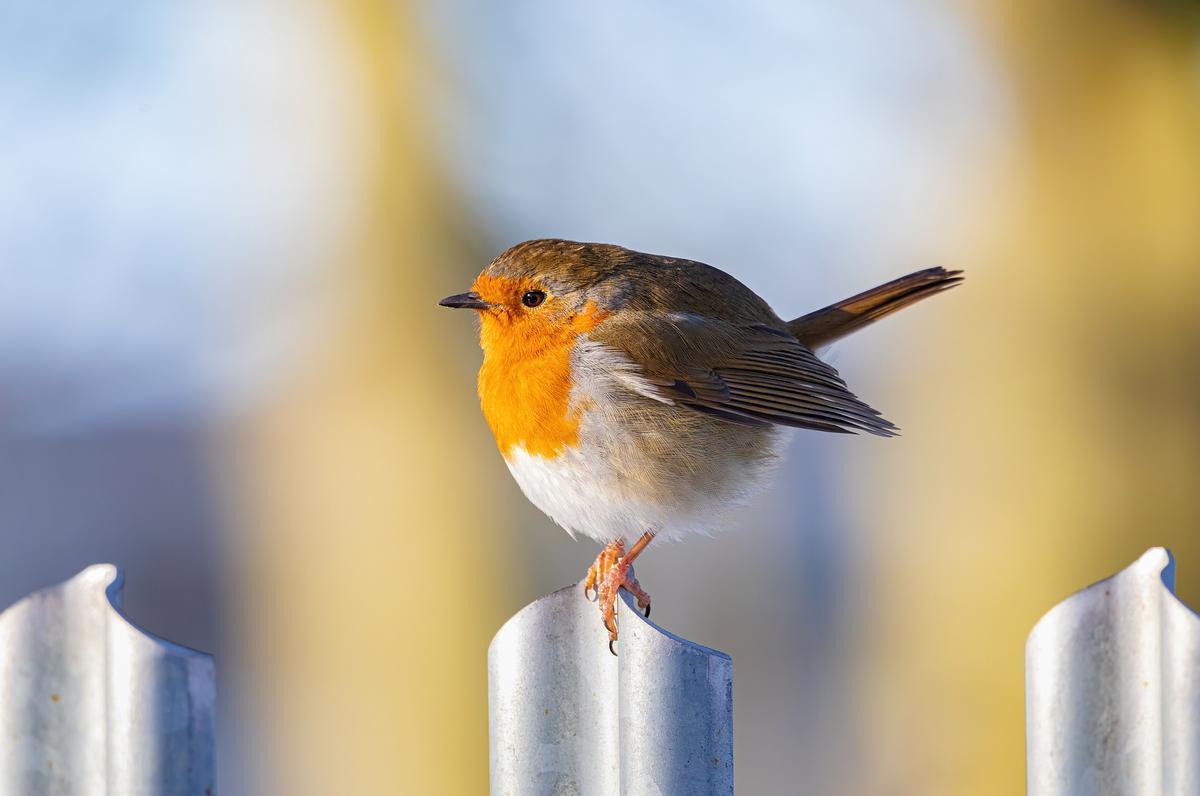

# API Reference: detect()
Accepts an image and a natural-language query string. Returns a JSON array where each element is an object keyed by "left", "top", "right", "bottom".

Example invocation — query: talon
[
  {"left": 603, "top": 614, "right": 617, "bottom": 637},
  {"left": 583, "top": 559, "right": 601, "bottom": 601},
  {"left": 609, "top": 639, "right": 618, "bottom": 656},
  {"left": 622, "top": 570, "right": 652, "bottom": 621}
]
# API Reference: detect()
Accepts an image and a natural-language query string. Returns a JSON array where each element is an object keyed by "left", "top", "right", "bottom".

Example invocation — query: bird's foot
[
  {"left": 584, "top": 537, "right": 654, "bottom": 655},
  {"left": 583, "top": 539, "right": 625, "bottom": 602}
]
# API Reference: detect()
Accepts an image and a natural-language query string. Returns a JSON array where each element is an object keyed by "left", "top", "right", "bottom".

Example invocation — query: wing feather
[{"left": 587, "top": 313, "right": 898, "bottom": 436}]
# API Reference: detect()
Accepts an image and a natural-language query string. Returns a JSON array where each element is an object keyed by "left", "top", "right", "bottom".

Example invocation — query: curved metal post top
[
  {"left": 0, "top": 565, "right": 216, "bottom": 795},
  {"left": 489, "top": 580, "right": 733, "bottom": 796},
  {"left": 1027, "top": 547, "right": 1200, "bottom": 796}
]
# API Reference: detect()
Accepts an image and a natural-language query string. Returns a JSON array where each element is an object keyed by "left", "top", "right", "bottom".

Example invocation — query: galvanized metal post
[
  {"left": 1027, "top": 547, "right": 1200, "bottom": 795},
  {"left": 489, "top": 580, "right": 733, "bottom": 795},
  {"left": 0, "top": 564, "right": 216, "bottom": 795}
]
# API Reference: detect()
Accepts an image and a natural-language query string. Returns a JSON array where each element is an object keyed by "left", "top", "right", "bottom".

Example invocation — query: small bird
[{"left": 441, "top": 240, "right": 961, "bottom": 652}]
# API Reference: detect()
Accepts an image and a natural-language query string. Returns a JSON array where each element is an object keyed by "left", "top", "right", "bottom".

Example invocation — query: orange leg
[{"left": 590, "top": 531, "right": 655, "bottom": 655}]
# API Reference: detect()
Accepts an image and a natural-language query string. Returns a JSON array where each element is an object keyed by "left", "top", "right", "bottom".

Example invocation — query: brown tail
[{"left": 787, "top": 267, "right": 963, "bottom": 350}]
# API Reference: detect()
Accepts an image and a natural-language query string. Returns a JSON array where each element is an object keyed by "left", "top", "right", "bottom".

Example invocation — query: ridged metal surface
[
  {"left": 1027, "top": 547, "right": 1200, "bottom": 796},
  {"left": 489, "top": 580, "right": 733, "bottom": 795},
  {"left": 0, "top": 564, "right": 216, "bottom": 795}
]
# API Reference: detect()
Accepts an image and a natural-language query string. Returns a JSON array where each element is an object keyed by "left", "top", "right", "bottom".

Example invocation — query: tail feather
[{"left": 787, "top": 267, "right": 963, "bottom": 350}]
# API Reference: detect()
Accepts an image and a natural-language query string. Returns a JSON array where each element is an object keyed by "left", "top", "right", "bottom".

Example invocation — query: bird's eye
[{"left": 521, "top": 290, "right": 546, "bottom": 308}]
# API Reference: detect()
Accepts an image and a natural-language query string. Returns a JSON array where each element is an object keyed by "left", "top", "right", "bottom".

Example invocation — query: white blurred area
[
  {"left": 0, "top": 2, "right": 366, "bottom": 433},
  {"left": 425, "top": 0, "right": 1011, "bottom": 283}
]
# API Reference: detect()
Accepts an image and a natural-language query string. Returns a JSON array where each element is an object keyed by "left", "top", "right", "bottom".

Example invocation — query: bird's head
[{"left": 440, "top": 239, "right": 629, "bottom": 354}]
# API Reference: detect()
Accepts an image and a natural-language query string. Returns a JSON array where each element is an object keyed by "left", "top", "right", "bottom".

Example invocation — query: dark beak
[{"left": 439, "top": 291, "right": 491, "bottom": 310}]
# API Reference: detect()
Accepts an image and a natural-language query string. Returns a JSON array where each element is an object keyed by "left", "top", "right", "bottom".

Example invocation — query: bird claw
[
  {"left": 584, "top": 540, "right": 624, "bottom": 605},
  {"left": 595, "top": 553, "right": 651, "bottom": 654},
  {"left": 583, "top": 533, "right": 656, "bottom": 654}
]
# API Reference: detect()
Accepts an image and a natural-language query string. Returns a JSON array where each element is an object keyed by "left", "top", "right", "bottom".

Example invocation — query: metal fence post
[
  {"left": 1026, "top": 547, "right": 1200, "bottom": 795},
  {"left": 489, "top": 580, "right": 733, "bottom": 795},
  {"left": 0, "top": 564, "right": 216, "bottom": 795}
]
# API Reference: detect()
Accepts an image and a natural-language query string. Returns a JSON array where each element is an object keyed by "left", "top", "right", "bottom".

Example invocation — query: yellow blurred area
[
  {"left": 853, "top": 2, "right": 1200, "bottom": 793},
  {"left": 223, "top": 3, "right": 509, "bottom": 793},
  {"left": 178, "top": 2, "right": 1199, "bottom": 793}
]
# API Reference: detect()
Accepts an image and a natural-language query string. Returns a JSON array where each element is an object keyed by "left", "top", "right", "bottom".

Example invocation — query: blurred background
[{"left": 2, "top": 0, "right": 1198, "bottom": 793}]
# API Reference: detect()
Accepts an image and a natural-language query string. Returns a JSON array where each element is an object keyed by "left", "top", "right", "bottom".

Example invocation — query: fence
[{"left": 0, "top": 550, "right": 1195, "bottom": 794}]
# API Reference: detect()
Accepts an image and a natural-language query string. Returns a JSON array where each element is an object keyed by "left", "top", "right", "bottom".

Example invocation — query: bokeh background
[{"left": 2, "top": 1, "right": 1199, "bottom": 793}]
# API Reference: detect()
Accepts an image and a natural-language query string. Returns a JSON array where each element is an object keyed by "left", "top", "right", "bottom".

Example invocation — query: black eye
[{"left": 521, "top": 290, "right": 546, "bottom": 308}]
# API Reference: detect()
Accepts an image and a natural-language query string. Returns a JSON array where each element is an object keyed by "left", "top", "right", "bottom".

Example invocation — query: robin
[{"left": 441, "top": 239, "right": 961, "bottom": 653}]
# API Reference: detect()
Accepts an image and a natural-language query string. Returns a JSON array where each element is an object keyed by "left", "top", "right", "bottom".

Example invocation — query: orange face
[{"left": 470, "top": 273, "right": 610, "bottom": 458}]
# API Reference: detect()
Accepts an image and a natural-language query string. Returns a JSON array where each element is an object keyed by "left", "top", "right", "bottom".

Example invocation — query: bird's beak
[{"left": 439, "top": 291, "right": 491, "bottom": 310}]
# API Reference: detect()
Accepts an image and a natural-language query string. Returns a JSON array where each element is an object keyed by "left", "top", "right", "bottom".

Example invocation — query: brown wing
[{"left": 592, "top": 313, "right": 898, "bottom": 436}]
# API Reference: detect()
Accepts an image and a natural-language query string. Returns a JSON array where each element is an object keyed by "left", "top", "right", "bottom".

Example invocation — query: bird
[{"left": 440, "top": 239, "right": 961, "bottom": 653}]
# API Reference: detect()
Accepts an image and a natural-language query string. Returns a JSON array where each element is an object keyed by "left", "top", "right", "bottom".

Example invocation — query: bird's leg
[{"left": 596, "top": 531, "right": 655, "bottom": 654}]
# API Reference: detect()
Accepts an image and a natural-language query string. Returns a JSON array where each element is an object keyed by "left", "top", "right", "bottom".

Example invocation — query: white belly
[{"left": 503, "top": 425, "right": 792, "bottom": 544}]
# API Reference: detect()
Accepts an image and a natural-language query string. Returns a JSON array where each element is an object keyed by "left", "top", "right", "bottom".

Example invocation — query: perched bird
[{"left": 441, "top": 239, "right": 961, "bottom": 652}]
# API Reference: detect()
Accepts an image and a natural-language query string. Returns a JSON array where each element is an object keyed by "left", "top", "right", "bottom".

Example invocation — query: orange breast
[{"left": 477, "top": 300, "right": 609, "bottom": 458}]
